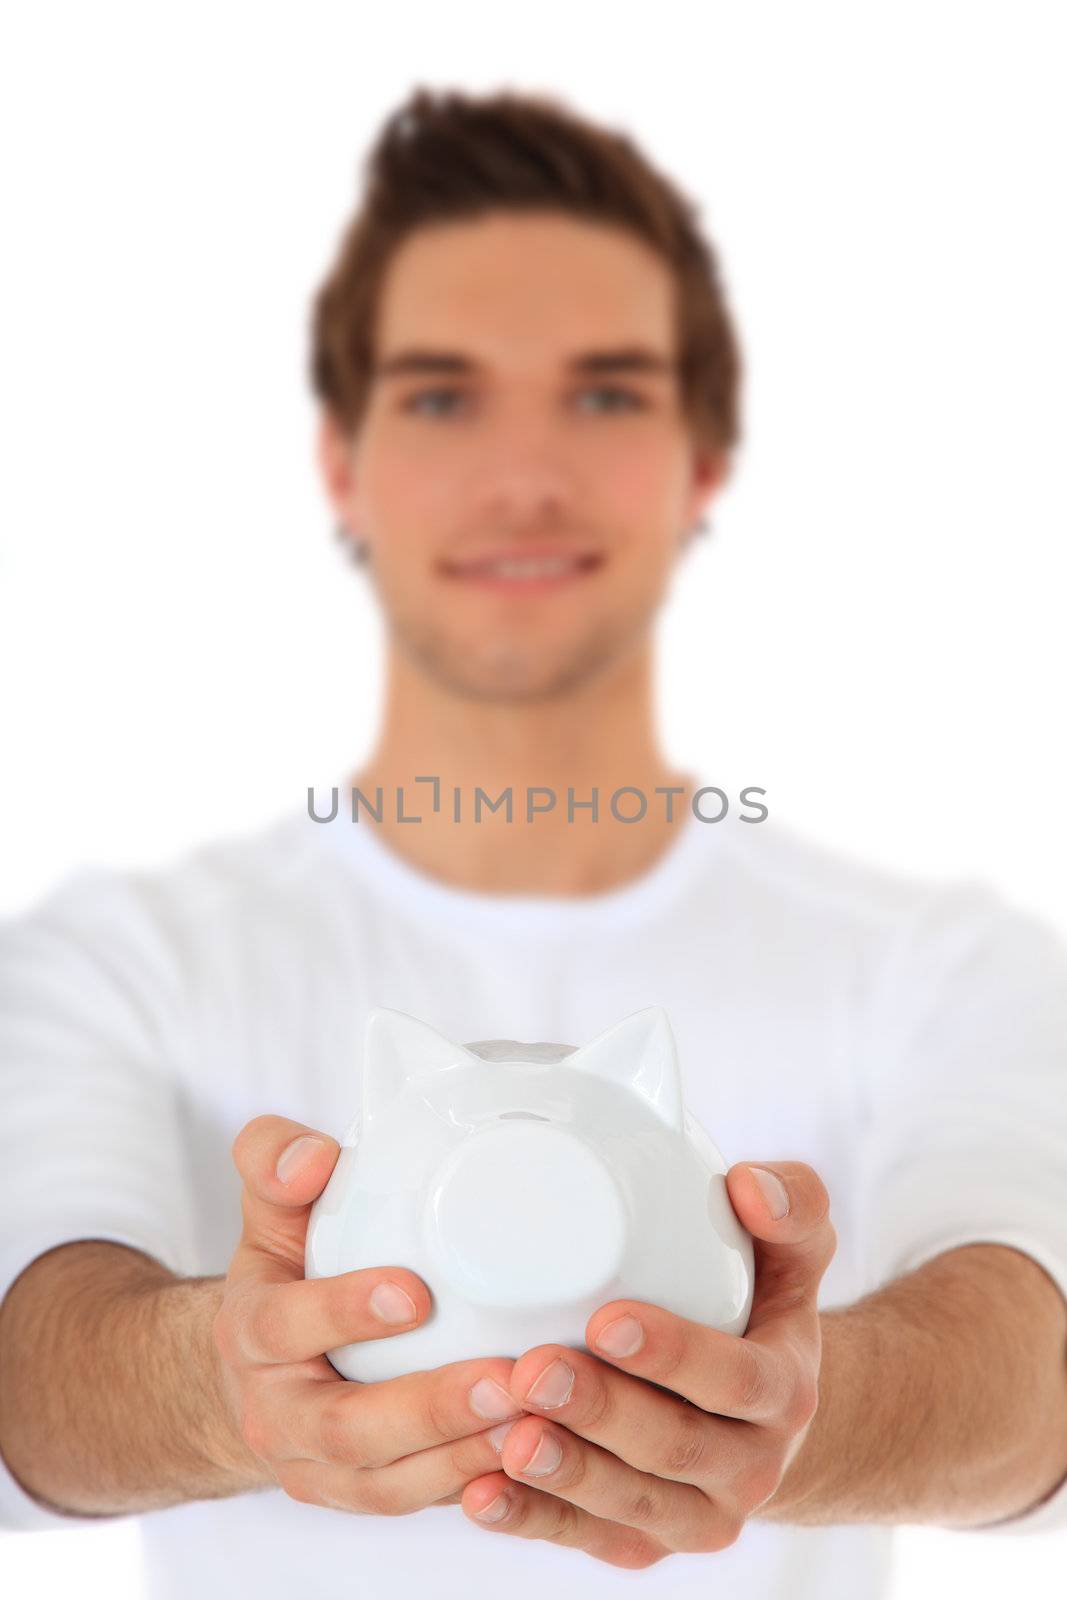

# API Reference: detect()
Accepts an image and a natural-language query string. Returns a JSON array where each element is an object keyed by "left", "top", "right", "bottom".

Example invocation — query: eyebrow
[{"left": 372, "top": 345, "right": 678, "bottom": 380}]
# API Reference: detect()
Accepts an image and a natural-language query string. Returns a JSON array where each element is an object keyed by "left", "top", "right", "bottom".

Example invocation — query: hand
[
  {"left": 458, "top": 1160, "right": 836, "bottom": 1568},
  {"left": 212, "top": 1115, "right": 528, "bottom": 1515}
]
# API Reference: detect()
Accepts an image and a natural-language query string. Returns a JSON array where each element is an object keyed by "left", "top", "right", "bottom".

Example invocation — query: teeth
[
  {"left": 474, "top": 557, "right": 580, "bottom": 578},
  {"left": 444, "top": 552, "right": 600, "bottom": 580}
]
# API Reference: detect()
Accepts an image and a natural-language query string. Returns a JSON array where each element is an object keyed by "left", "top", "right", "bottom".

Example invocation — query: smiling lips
[{"left": 437, "top": 548, "right": 605, "bottom": 592}]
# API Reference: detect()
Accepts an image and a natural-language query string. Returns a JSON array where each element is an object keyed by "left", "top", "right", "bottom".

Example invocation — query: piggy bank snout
[{"left": 424, "top": 1122, "right": 627, "bottom": 1308}]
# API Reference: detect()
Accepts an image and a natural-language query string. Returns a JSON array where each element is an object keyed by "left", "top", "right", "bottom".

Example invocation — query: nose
[
  {"left": 468, "top": 409, "right": 581, "bottom": 535},
  {"left": 423, "top": 1123, "right": 626, "bottom": 1308}
]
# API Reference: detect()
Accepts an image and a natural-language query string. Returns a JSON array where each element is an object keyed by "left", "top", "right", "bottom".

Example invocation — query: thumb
[
  {"left": 230, "top": 1113, "right": 342, "bottom": 1280},
  {"left": 726, "top": 1161, "right": 837, "bottom": 1324}
]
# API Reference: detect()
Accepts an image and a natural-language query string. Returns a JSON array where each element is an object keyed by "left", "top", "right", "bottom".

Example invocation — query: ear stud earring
[{"left": 335, "top": 522, "right": 370, "bottom": 565}]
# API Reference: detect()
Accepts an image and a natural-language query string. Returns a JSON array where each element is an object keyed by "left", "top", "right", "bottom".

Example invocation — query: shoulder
[
  {"left": 0, "top": 809, "right": 329, "bottom": 985},
  {"left": 711, "top": 817, "right": 1065, "bottom": 990},
  {"left": 712, "top": 815, "right": 939, "bottom": 937}
]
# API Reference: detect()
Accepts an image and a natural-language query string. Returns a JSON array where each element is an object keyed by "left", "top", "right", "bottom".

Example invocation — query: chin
[
  {"left": 391, "top": 607, "right": 647, "bottom": 703},
  {"left": 408, "top": 637, "right": 617, "bottom": 703},
  {"left": 431, "top": 662, "right": 595, "bottom": 705}
]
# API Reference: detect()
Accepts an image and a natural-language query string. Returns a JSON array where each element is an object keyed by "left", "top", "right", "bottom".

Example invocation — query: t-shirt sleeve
[
  {"left": 0, "top": 868, "right": 200, "bottom": 1532},
  {"left": 856, "top": 880, "right": 1067, "bottom": 1533}
]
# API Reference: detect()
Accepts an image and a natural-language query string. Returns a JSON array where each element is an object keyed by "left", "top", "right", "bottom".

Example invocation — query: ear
[
  {"left": 361, "top": 1008, "right": 476, "bottom": 1124},
  {"left": 683, "top": 444, "right": 731, "bottom": 531},
  {"left": 316, "top": 408, "right": 358, "bottom": 519},
  {"left": 568, "top": 1006, "right": 683, "bottom": 1129}
]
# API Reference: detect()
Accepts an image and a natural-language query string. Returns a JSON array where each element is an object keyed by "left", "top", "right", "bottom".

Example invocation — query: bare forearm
[
  {"left": 759, "top": 1243, "right": 1067, "bottom": 1527},
  {"left": 0, "top": 1240, "right": 267, "bottom": 1517}
]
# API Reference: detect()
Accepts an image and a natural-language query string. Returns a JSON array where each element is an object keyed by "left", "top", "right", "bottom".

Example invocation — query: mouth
[{"left": 436, "top": 548, "right": 606, "bottom": 593}]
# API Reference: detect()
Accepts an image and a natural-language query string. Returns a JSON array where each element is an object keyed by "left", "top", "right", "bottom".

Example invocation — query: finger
[
  {"left": 492, "top": 1415, "right": 729, "bottom": 1555},
  {"left": 725, "top": 1161, "right": 837, "bottom": 1336},
  {"left": 461, "top": 1472, "right": 669, "bottom": 1569},
  {"left": 230, "top": 1115, "right": 343, "bottom": 1275},
  {"left": 275, "top": 1422, "right": 518, "bottom": 1518},
  {"left": 506, "top": 1341, "right": 756, "bottom": 1473},
  {"left": 582, "top": 1304, "right": 795, "bottom": 1423},
  {"left": 277, "top": 1356, "right": 527, "bottom": 1468},
  {"left": 219, "top": 1264, "right": 432, "bottom": 1366}
]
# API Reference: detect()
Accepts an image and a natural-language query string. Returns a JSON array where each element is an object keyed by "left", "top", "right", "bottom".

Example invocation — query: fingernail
[
  {"left": 524, "top": 1358, "right": 574, "bottom": 1409},
  {"left": 750, "top": 1165, "right": 790, "bottom": 1219},
  {"left": 595, "top": 1315, "right": 644, "bottom": 1357},
  {"left": 520, "top": 1431, "right": 562, "bottom": 1477},
  {"left": 488, "top": 1420, "right": 517, "bottom": 1452},
  {"left": 476, "top": 1491, "right": 511, "bottom": 1522},
  {"left": 469, "top": 1377, "right": 521, "bottom": 1421},
  {"left": 369, "top": 1280, "right": 418, "bottom": 1325},
  {"left": 276, "top": 1135, "right": 326, "bottom": 1183}
]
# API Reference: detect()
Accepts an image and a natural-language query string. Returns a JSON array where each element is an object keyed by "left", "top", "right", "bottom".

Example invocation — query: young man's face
[{"left": 320, "top": 210, "right": 724, "bottom": 702}]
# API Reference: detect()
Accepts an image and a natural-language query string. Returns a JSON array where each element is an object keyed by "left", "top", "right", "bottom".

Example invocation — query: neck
[{"left": 347, "top": 641, "right": 696, "bottom": 897}]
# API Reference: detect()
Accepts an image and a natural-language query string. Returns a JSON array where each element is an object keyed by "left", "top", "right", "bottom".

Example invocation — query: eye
[
  {"left": 400, "top": 384, "right": 649, "bottom": 419},
  {"left": 401, "top": 387, "right": 471, "bottom": 418},
  {"left": 573, "top": 385, "right": 649, "bottom": 414}
]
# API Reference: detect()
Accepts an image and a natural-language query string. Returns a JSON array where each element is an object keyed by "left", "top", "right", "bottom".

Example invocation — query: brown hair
[{"left": 309, "top": 85, "right": 742, "bottom": 453}]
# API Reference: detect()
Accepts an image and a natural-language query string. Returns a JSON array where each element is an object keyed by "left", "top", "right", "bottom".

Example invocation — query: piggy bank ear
[
  {"left": 362, "top": 1008, "right": 476, "bottom": 1124},
  {"left": 568, "top": 1006, "right": 683, "bottom": 1129}
]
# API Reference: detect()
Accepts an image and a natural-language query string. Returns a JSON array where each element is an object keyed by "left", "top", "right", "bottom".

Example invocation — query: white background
[{"left": 1, "top": 1, "right": 1065, "bottom": 1592}]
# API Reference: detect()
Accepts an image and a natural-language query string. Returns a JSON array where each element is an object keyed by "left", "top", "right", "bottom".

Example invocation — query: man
[{"left": 1, "top": 85, "right": 1065, "bottom": 1599}]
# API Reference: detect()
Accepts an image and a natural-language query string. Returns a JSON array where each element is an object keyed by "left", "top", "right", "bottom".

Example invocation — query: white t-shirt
[{"left": 2, "top": 801, "right": 1067, "bottom": 1598}]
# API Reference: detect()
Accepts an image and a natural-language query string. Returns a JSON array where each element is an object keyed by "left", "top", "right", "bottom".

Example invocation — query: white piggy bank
[{"left": 305, "top": 1005, "right": 754, "bottom": 1382}]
